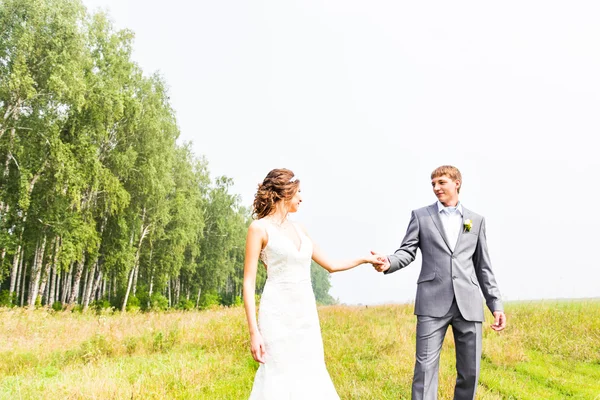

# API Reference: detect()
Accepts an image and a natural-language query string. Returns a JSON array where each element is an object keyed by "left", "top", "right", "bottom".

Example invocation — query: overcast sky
[{"left": 82, "top": 0, "right": 599, "bottom": 305}]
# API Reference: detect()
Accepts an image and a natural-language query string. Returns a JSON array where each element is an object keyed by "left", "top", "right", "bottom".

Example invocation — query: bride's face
[{"left": 286, "top": 187, "right": 302, "bottom": 213}]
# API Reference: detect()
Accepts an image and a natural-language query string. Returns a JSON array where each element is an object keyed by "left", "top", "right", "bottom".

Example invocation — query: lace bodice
[{"left": 258, "top": 219, "right": 313, "bottom": 284}]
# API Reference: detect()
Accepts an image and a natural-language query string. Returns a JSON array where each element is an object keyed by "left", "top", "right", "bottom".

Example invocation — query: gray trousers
[{"left": 412, "top": 300, "right": 482, "bottom": 400}]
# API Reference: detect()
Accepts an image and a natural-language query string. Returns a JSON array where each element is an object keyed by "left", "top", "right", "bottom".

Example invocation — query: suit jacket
[{"left": 385, "top": 203, "right": 503, "bottom": 322}]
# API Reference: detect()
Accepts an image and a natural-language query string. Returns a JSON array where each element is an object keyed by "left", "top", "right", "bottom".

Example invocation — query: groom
[{"left": 372, "top": 165, "right": 506, "bottom": 400}]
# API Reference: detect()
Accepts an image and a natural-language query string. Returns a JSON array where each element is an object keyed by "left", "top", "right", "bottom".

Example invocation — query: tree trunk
[
  {"left": 147, "top": 245, "right": 154, "bottom": 309},
  {"left": 121, "top": 220, "right": 150, "bottom": 312},
  {"left": 61, "top": 263, "right": 72, "bottom": 304},
  {"left": 12, "top": 246, "right": 23, "bottom": 301},
  {"left": 10, "top": 244, "right": 22, "bottom": 295},
  {"left": 48, "top": 236, "right": 60, "bottom": 306},
  {"left": 43, "top": 274, "right": 50, "bottom": 306},
  {"left": 196, "top": 287, "right": 202, "bottom": 309},
  {"left": 20, "top": 262, "right": 28, "bottom": 307},
  {"left": 28, "top": 236, "right": 47, "bottom": 308},
  {"left": 148, "top": 274, "right": 154, "bottom": 310},
  {"left": 122, "top": 265, "right": 136, "bottom": 312},
  {"left": 132, "top": 257, "right": 141, "bottom": 296},
  {"left": 67, "top": 254, "right": 86, "bottom": 307},
  {"left": 101, "top": 276, "right": 106, "bottom": 300},
  {"left": 148, "top": 273, "right": 154, "bottom": 297},
  {"left": 82, "top": 261, "right": 97, "bottom": 310},
  {"left": 50, "top": 266, "right": 58, "bottom": 306},
  {"left": 90, "top": 270, "right": 103, "bottom": 304},
  {"left": 27, "top": 240, "right": 40, "bottom": 307},
  {"left": 67, "top": 263, "right": 74, "bottom": 302},
  {"left": 38, "top": 236, "right": 56, "bottom": 306},
  {"left": 168, "top": 278, "right": 172, "bottom": 308},
  {"left": 82, "top": 266, "right": 89, "bottom": 304},
  {"left": 175, "top": 276, "right": 181, "bottom": 305}
]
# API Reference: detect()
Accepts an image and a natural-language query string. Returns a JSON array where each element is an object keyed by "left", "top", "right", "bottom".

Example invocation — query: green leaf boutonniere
[{"left": 464, "top": 219, "right": 473, "bottom": 232}]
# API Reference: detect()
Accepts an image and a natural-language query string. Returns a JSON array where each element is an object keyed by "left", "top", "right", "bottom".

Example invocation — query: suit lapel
[
  {"left": 454, "top": 207, "right": 471, "bottom": 253},
  {"left": 427, "top": 204, "right": 452, "bottom": 252}
]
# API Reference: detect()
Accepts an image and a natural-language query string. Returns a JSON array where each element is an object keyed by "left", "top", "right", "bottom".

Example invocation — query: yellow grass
[{"left": 0, "top": 300, "right": 599, "bottom": 399}]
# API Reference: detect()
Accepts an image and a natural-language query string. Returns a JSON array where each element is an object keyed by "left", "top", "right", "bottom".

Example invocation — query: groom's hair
[{"left": 431, "top": 165, "right": 462, "bottom": 193}]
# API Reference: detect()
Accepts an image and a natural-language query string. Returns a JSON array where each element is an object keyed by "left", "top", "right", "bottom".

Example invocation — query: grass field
[{"left": 0, "top": 300, "right": 599, "bottom": 399}]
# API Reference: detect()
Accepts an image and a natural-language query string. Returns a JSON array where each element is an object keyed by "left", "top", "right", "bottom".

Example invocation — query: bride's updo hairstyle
[{"left": 253, "top": 168, "right": 300, "bottom": 219}]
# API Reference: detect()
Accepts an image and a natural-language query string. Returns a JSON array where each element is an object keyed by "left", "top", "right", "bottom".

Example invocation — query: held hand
[
  {"left": 491, "top": 311, "right": 507, "bottom": 332},
  {"left": 250, "top": 332, "right": 266, "bottom": 363},
  {"left": 365, "top": 254, "right": 384, "bottom": 267},
  {"left": 370, "top": 251, "right": 390, "bottom": 273}
]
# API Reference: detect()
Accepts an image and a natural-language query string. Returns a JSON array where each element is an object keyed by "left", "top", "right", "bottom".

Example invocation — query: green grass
[{"left": 0, "top": 300, "right": 599, "bottom": 399}]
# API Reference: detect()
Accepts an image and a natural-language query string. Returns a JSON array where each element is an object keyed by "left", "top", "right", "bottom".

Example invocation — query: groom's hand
[
  {"left": 491, "top": 311, "right": 506, "bottom": 331},
  {"left": 370, "top": 251, "right": 390, "bottom": 272}
]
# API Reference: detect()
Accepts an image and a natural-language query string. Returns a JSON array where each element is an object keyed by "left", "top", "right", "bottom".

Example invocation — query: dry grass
[{"left": 0, "top": 300, "right": 599, "bottom": 399}]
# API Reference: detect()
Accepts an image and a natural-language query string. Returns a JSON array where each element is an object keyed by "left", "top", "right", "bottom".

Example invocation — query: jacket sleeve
[
  {"left": 385, "top": 210, "right": 420, "bottom": 274},
  {"left": 473, "top": 217, "right": 504, "bottom": 313}
]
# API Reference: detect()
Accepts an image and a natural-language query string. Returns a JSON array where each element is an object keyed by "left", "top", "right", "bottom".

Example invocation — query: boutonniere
[{"left": 463, "top": 219, "right": 473, "bottom": 232}]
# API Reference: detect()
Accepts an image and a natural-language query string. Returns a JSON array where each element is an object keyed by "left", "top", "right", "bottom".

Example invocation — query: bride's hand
[
  {"left": 250, "top": 332, "right": 266, "bottom": 364},
  {"left": 365, "top": 253, "right": 384, "bottom": 266},
  {"left": 369, "top": 251, "right": 390, "bottom": 272}
]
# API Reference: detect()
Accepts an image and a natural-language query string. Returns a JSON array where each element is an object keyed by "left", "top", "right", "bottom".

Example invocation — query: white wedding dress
[{"left": 249, "top": 219, "right": 340, "bottom": 400}]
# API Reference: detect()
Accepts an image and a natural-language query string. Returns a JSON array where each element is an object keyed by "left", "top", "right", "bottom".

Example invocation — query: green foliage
[
  {"left": 311, "top": 261, "right": 338, "bottom": 305},
  {"left": 137, "top": 291, "right": 169, "bottom": 311},
  {"left": 0, "top": 290, "right": 15, "bottom": 307},
  {"left": 125, "top": 295, "right": 140, "bottom": 312},
  {"left": 51, "top": 301, "right": 63, "bottom": 311},
  {"left": 78, "top": 334, "right": 114, "bottom": 363},
  {"left": 0, "top": 0, "right": 336, "bottom": 312},
  {"left": 91, "top": 299, "right": 111, "bottom": 313},
  {"left": 149, "top": 293, "right": 169, "bottom": 311},
  {"left": 152, "top": 330, "right": 179, "bottom": 353},
  {"left": 71, "top": 304, "right": 83, "bottom": 313},
  {"left": 199, "top": 292, "right": 222, "bottom": 310},
  {"left": 176, "top": 299, "right": 195, "bottom": 311}
]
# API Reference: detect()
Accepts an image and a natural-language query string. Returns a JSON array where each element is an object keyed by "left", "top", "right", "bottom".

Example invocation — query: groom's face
[{"left": 431, "top": 175, "right": 460, "bottom": 205}]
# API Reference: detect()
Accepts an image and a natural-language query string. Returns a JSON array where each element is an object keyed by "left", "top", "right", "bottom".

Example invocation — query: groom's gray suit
[{"left": 385, "top": 202, "right": 503, "bottom": 400}]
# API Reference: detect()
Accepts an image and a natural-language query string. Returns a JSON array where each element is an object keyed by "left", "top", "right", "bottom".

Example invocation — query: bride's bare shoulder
[{"left": 249, "top": 219, "right": 269, "bottom": 234}]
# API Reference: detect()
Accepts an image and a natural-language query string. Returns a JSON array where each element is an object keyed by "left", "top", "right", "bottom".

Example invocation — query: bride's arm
[
  {"left": 296, "top": 223, "right": 381, "bottom": 273},
  {"left": 243, "top": 221, "right": 267, "bottom": 363}
]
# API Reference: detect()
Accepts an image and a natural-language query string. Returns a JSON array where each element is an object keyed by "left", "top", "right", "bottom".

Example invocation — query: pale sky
[{"left": 82, "top": 0, "right": 600, "bottom": 305}]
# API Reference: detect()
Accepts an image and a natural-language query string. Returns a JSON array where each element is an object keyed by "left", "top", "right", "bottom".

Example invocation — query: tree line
[{"left": 0, "top": 0, "right": 334, "bottom": 311}]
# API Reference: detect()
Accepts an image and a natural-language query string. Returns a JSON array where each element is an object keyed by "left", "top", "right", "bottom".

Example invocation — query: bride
[{"left": 243, "top": 168, "right": 382, "bottom": 399}]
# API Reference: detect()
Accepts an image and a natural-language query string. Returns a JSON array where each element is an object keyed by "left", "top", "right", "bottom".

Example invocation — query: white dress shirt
[{"left": 437, "top": 201, "right": 463, "bottom": 251}]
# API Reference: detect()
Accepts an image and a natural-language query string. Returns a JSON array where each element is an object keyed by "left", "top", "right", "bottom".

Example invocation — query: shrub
[
  {"left": 72, "top": 304, "right": 83, "bottom": 313},
  {"left": 199, "top": 292, "right": 221, "bottom": 309},
  {"left": 176, "top": 298, "right": 195, "bottom": 311},
  {"left": 126, "top": 295, "right": 140, "bottom": 312},
  {"left": 91, "top": 299, "right": 111, "bottom": 313},
  {"left": 149, "top": 293, "right": 169, "bottom": 311},
  {"left": 232, "top": 295, "right": 243, "bottom": 307},
  {"left": 0, "top": 290, "right": 15, "bottom": 307}
]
